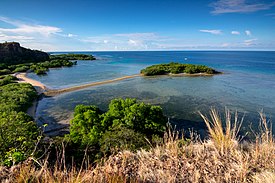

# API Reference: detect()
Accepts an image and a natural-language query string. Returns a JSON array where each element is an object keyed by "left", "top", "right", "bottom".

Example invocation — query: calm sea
[{"left": 27, "top": 51, "right": 275, "bottom": 136}]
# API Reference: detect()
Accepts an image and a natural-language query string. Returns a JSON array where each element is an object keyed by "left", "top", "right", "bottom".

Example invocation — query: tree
[
  {"left": 69, "top": 98, "right": 167, "bottom": 153},
  {"left": 102, "top": 98, "right": 167, "bottom": 136},
  {"left": 70, "top": 105, "right": 103, "bottom": 146}
]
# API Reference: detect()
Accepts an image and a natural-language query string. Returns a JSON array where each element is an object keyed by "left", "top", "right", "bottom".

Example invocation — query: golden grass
[
  {"left": 199, "top": 108, "right": 243, "bottom": 154},
  {"left": 1, "top": 109, "right": 274, "bottom": 183}
]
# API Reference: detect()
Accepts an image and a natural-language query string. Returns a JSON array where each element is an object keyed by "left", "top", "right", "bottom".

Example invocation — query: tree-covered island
[{"left": 141, "top": 62, "right": 221, "bottom": 76}]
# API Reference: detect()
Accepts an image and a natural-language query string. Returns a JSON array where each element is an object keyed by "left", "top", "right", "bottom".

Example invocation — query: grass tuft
[{"left": 199, "top": 108, "right": 243, "bottom": 154}]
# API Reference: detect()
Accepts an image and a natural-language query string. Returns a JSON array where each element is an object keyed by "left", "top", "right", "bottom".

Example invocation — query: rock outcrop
[{"left": 0, "top": 42, "right": 49, "bottom": 65}]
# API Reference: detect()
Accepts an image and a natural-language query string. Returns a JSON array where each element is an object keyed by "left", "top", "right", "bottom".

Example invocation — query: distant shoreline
[{"left": 164, "top": 72, "right": 217, "bottom": 77}]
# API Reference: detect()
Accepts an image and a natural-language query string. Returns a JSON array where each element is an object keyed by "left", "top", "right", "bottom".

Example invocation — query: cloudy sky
[{"left": 0, "top": 0, "right": 275, "bottom": 51}]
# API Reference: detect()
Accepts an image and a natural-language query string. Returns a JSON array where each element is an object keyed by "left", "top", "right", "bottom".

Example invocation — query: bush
[
  {"left": 0, "top": 83, "right": 37, "bottom": 112},
  {"left": 13, "top": 65, "right": 30, "bottom": 73},
  {"left": 69, "top": 98, "right": 167, "bottom": 157},
  {"left": 70, "top": 105, "right": 103, "bottom": 146},
  {"left": 0, "top": 111, "right": 39, "bottom": 166},
  {"left": 0, "top": 69, "right": 11, "bottom": 75},
  {"left": 0, "top": 75, "right": 18, "bottom": 86}
]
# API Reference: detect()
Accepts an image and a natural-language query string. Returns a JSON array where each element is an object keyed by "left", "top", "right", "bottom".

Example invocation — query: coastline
[
  {"left": 167, "top": 72, "right": 216, "bottom": 77},
  {"left": 16, "top": 73, "right": 48, "bottom": 94},
  {"left": 140, "top": 72, "right": 221, "bottom": 77},
  {"left": 15, "top": 73, "right": 47, "bottom": 119}
]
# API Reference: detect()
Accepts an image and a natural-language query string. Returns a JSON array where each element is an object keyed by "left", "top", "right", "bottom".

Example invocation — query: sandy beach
[
  {"left": 16, "top": 73, "right": 48, "bottom": 94},
  {"left": 15, "top": 73, "right": 48, "bottom": 118}
]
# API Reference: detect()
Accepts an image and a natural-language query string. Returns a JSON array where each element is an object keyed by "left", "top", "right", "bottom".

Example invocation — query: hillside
[{"left": 0, "top": 42, "right": 49, "bottom": 65}]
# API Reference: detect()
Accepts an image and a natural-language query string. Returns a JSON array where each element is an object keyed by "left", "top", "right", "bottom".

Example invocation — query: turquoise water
[{"left": 29, "top": 51, "right": 275, "bottom": 136}]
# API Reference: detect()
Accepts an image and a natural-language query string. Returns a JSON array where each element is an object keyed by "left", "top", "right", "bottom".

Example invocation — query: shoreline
[
  {"left": 142, "top": 72, "right": 223, "bottom": 77},
  {"left": 15, "top": 73, "right": 47, "bottom": 119},
  {"left": 15, "top": 73, "right": 48, "bottom": 95}
]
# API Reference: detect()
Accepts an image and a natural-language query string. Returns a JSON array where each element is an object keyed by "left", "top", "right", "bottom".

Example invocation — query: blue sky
[{"left": 0, "top": 0, "right": 275, "bottom": 51}]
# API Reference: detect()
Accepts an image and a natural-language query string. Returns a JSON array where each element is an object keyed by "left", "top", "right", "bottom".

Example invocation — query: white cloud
[
  {"left": 210, "top": 0, "right": 275, "bottom": 14},
  {"left": 114, "top": 33, "right": 158, "bottom": 40},
  {"left": 243, "top": 38, "right": 257, "bottom": 46},
  {"left": 231, "top": 31, "right": 240, "bottom": 35},
  {"left": 245, "top": 30, "right": 252, "bottom": 36},
  {"left": 0, "top": 17, "right": 83, "bottom": 51},
  {"left": 199, "top": 29, "right": 222, "bottom": 35},
  {"left": 80, "top": 32, "right": 161, "bottom": 51},
  {"left": 0, "top": 33, "right": 34, "bottom": 42},
  {"left": 0, "top": 17, "right": 62, "bottom": 37}
]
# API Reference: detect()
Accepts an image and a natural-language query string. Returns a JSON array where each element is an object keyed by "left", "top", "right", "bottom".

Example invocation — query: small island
[
  {"left": 49, "top": 53, "right": 95, "bottom": 61},
  {"left": 140, "top": 62, "right": 220, "bottom": 76}
]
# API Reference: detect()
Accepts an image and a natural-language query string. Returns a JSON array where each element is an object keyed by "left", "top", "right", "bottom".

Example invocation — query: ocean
[{"left": 27, "top": 51, "right": 275, "bottom": 137}]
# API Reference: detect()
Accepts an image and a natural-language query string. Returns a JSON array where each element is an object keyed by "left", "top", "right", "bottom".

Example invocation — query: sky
[{"left": 0, "top": 0, "right": 275, "bottom": 51}]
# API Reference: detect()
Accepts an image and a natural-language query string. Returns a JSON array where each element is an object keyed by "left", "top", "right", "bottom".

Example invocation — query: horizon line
[{"left": 47, "top": 49, "right": 275, "bottom": 53}]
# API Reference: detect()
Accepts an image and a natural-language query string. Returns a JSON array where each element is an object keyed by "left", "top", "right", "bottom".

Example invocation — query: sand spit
[
  {"left": 16, "top": 73, "right": 141, "bottom": 97},
  {"left": 44, "top": 74, "right": 141, "bottom": 96}
]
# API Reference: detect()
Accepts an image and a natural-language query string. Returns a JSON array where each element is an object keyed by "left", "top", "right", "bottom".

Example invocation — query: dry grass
[
  {"left": 1, "top": 109, "right": 274, "bottom": 183},
  {"left": 199, "top": 108, "right": 243, "bottom": 154}
]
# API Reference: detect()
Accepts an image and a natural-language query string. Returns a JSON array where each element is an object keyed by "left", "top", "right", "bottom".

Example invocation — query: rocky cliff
[{"left": 0, "top": 42, "right": 49, "bottom": 65}]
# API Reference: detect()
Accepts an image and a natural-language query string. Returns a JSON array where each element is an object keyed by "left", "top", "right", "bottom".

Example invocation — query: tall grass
[
  {"left": 199, "top": 108, "right": 243, "bottom": 154},
  {"left": 0, "top": 109, "right": 274, "bottom": 183}
]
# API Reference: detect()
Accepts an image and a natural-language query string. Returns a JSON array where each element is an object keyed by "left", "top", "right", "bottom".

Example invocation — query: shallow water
[{"left": 29, "top": 51, "right": 275, "bottom": 136}]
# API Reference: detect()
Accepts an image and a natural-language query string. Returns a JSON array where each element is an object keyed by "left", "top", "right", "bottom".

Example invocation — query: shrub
[
  {"left": 69, "top": 98, "right": 167, "bottom": 157},
  {"left": 0, "top": 111, "right": 39, "bottom": 166},
  {"left": 0, "top": 69, "right": 11, "bottom": 75}
]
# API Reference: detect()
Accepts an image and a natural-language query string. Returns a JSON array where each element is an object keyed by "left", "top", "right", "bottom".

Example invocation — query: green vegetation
[
  {"left": 0, "top": 83, "right": 37, "bottom": 112},
  {"left": 0, "top": 53, "right": 95, "bottom": 76},
  {"left": 69, "top": 98, "right": 167, "bottom": 156},
  {"left": 50, "top": 53, "right": 96, "bottom": 61},
  {"left": 0, "top": 82, "right": 39, "bottom": 166},
  {"left": 0, "top": 69, "right": 12, "bottom": 75},
  {"left": 141, "top": 62, "right": 220, "bottom": 76},
  {"left": 0, "top": 75, "right": 18, "bottom": 86},
  {"left": 30, "top": 59, "right": 76, "bottom": 75},
  {"left": 0, "top": 42, "right": 96, "bottom": 76},
  {"left": 0, "top": 111, "right": 39, "bottom": 166}
]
